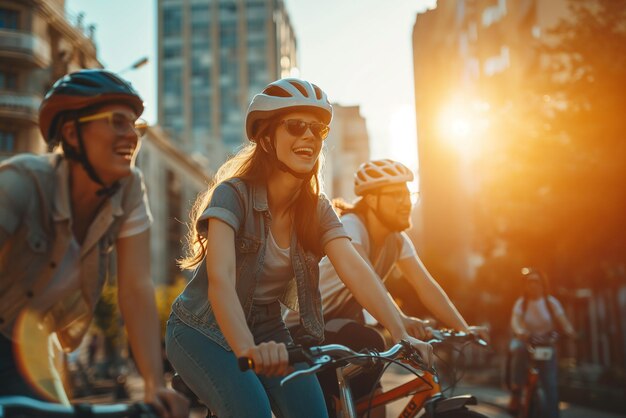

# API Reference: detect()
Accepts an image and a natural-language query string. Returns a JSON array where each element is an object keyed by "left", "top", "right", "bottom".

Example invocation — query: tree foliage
[{"left": 473, "top": 0, "right": 626, "bottom": 328}]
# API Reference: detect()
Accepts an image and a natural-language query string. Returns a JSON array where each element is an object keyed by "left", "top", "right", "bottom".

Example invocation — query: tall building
[
  {"left": 323, "top": 104, "right": 369, "bottom": 201},
  {"left": 411, "top": 0, "right": 569, "bottom": 279},
  {"left": 157, "top": 0, "right": 297, "bottom": 171},
  {"left": 0, "top": 0, "right": 100, "bottom": 159}
]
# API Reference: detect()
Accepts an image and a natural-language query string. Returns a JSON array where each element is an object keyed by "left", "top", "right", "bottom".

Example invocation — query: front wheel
[{"left": 436, "top": 409, "right": 489, "bottom": 418}]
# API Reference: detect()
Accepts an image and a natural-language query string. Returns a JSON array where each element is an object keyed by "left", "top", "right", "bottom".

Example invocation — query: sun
[{"left": 437, "top": 99, "right": 491, "bottom": 159}]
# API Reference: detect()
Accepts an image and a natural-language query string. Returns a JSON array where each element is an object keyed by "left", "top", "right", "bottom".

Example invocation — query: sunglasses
[
  {"left": 280, "top": 119, "right": 330, "bottom": 141},
  {"left": 375, "top": 190, "right": 418, "bottom": 203},
  {"left": 78, "top": 111, "right": 148, "bottom": 137}
]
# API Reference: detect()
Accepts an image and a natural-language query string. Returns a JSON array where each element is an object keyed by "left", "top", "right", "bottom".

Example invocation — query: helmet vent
[
  {"left": 72, "top": 76, "right": 101, "bottom": 88},
  {"left": 289, "top": 81, "right": 309, "bottom": 97},
  {"left": 263, "top": 85, "right": 291, "bottom": 97},
  {"left": 367, "top": 169, "right": 383, "bottom": 179},
  {"left": 313, "top": 85, "right": 323, "bottom": 100},
  {"left": 101, "top": 71, "right": 127, "bottom": 86}
]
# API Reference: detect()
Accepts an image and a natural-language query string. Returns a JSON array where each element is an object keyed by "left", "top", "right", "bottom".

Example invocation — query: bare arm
[
  {"left": 205, "top": 219, "right": 288, "bottom": 376},
  {"left": 205, "top": 219, "right": 255, "bottom": 355},
  {"left": 117, "top": 230, "right": 188, "bottom": 418},
  {"left": 397, "top": 256, "right": 469, "bottom": 331},
  {"left": 326, "top": 237, "right": 433, "bottom": 366},
  {"left": 325, "top": 238, "right": 411, "bottom": 342}
]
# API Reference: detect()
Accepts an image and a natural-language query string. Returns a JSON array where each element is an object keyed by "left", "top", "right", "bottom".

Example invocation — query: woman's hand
[
  {"left": 241, "top": 341, "right": 290, "bottom": 377},
  {"left": 405, "top": 336, "right": 434, "bottom": 370},
  {"left": 401, "top": 315, "right": 431, "bottom": 340}
]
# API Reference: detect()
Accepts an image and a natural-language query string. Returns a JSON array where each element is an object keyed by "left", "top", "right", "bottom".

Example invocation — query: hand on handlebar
[
  {"left": 240, "top": 341, "right": 291, "bottom": 377},
  {"left": 404, "top": 336, "right": 434, "bottom": 370},
  {"left": 402, "top": 315, "right": 432, "bottom": 340}
]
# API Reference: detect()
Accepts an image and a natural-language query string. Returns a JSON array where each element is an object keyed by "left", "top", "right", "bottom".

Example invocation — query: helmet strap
[
  {"left": 71, "top": 119, "right": 121, "bottom": 197},
  {"left": 265, "top": 137, "right": 314, "bottom": 181}
]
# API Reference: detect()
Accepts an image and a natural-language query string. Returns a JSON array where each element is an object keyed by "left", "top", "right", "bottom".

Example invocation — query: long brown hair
[
  {"left": 179, "top": 116, "right": 325, "bottom": 270},
  {"left": 331, "top": 196, "right": 369, "bottom": 218}
]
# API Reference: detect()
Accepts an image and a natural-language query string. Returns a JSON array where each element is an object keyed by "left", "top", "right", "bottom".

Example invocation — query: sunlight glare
[
  {"left": 438, "top": 99, "right": 491, "bottom": 158},
  {"left": 388, "top": 105, "right": 419, "bottom": 199}
]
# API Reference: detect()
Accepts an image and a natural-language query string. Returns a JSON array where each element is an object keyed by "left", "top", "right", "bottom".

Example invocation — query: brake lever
[{"left": 279, "top": 354, "right": 332, "bottom": 386}]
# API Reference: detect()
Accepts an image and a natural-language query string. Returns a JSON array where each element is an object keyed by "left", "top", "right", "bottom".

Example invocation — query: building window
[
  {"left": 0, "top": 130, "right": 15, "bottom": 153},
  {"left": 163, "top": 67, "right": 182, "bottom": 95},
  {"left": 0, "top": 8, "right": 19, "bottom": 29},
  {"left": 0, "top": 71, "right": 17, "bottom": 90},
  {"left": 163, "top": 6, "right": 182, "bottom": 37}
]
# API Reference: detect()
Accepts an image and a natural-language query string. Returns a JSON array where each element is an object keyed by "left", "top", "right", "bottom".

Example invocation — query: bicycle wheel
[{"left": 435, "top": 409, "right": 489, "bottom": 418}]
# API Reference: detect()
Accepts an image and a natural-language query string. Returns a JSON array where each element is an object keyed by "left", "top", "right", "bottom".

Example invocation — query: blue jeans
[
  {"left": 509, "top": 338, "right": 560, "bottom": 418},
  {"left": 165, "top": 302, "right": 328, "bottom": 418}
]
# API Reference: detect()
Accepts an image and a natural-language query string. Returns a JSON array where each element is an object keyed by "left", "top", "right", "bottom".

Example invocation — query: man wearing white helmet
[{"left": 285, "top": 159, "right": 487, "bottom": 417}]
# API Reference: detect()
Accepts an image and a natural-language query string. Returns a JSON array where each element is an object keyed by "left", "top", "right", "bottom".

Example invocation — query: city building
[
  {"left": 0, "top": 0, "right": 100, "bottom": 159},
  {"left": 322, "top": 104, "right": 369, "bottom": 201},
  {"left": 157, "top": 0, "right": 298, "bottom": 171}
]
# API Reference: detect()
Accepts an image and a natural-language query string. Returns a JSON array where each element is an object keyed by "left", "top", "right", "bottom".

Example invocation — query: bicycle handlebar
[
  {"left": 237, "top": 329, "right": 487, "bottom": 386},
  {"left": 0, "top": 396, "right": 158, "bottom": 418}
]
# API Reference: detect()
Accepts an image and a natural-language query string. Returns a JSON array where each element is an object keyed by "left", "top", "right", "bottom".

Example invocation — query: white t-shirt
[
  {"left": 254, "top": 230, "right": 293, "bottom": 304},
  {"left": 284, "top": 213, "right": 416, "bottom": 327},
  {"left": 37, "top": 202, "right": 151, "bottom": 317},
  {"left": 513, "top": 296, "right": 564, "bottom": 337}
]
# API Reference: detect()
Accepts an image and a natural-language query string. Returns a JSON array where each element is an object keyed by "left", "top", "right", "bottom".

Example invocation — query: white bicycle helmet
[
  {"left": 354, "top": 159, "right": 414, "bottom": 196},
  {"left": 245, "top": 78, "right": 333, "bottom": 141}
]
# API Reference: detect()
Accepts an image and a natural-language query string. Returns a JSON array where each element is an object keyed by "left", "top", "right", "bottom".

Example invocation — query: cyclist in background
[
  {"left": 508, "top": 268, "right": 575, "bottom": 417},
  {"left": 0, "top": 69, "right": 188, "bottom": 418},
  {"left": 285, "top": 159, "right": 488, "bottom": 417},
  {"left": 166, "top": 79, "right": 433, "bottom": 418}
]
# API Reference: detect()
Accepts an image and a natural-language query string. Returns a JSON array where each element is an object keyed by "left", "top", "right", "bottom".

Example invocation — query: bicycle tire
[{"left": 435, "top": 408, "right": 489, "bottom": 418}]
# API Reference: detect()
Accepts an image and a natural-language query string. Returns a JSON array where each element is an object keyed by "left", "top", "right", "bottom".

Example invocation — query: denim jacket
[
  {"left": 0, "top": 153, "right": 150, "bottom": 351},
  {"left": 172, "top": 178, "right": 348, "bottom": 350}
]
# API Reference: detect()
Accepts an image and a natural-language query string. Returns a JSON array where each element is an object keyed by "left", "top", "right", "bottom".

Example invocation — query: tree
[{"left": 472, "top": 0, "right": 626, "bottom": 336}]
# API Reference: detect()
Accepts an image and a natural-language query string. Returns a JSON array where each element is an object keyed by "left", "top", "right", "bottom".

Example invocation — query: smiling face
[
  {"left": 271, "top": 111, "right": 325, "bottom": 175},
  {"left": 67, "top": 103, "right": 142, "bottom": 184},
  {"left": 366, "top": 183, "right": 413, "bottom": 232}
]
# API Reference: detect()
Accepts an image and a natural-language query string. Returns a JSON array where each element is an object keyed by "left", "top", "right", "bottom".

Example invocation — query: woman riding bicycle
[
  {"left": 285, "top": 159, "right": 488, "bottom": 417},
  {"left": 0, "top": 69, "right": 188, "bottom": 418},
  {"left": 165, "top": 78, "right": 433, "bottom": 418},
  {"left": 508, "top": 268, "right": 575, "bottom": 417}
]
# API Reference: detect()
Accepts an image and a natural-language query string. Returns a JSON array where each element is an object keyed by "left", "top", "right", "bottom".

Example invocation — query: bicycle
[
  {"left": 239, "top": 329, "right": 490, "bottom": 418},
  {"left": 0, "top": 396, "right": 158, "bottom": 418},
  {"left": 515, "top": 333, "right": 559, "bottom": 418}
]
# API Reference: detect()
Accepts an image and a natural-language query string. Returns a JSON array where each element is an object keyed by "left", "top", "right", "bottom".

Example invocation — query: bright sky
[{"left": 66, "top": 0, "right": 436, "bottom": 173}]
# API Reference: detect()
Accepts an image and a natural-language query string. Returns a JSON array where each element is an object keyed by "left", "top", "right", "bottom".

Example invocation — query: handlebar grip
[
  {"left": 238, "top": 356, "right": 255, "bottom": 371},
  {"left": 238, "top": 346, "right": 311, "bottom": 372}
]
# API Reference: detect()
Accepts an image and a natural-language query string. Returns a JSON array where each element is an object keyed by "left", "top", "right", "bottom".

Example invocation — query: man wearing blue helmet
[{"left": 0, "top": 69, "right": 188, "bottom": 417}]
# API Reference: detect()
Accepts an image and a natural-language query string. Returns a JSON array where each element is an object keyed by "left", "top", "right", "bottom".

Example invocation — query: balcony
[
  {"left": 0, "top": 29, "right": 51, "bottom": 68},
  {"left": 0, "top": 92, "right": 41, "bottom": 124}
]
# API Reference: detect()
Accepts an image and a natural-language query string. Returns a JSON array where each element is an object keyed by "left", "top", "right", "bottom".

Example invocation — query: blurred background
[{"left": 0, "top": 0, "right": 624, "bottom": 414}]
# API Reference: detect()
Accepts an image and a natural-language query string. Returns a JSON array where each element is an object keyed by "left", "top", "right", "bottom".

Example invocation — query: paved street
[
  {"left": 381, "top": 365, "right": 626, "bottom": 418},
  {"left": 102, "top": 369, "right": 626, "bottom": 417}
]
